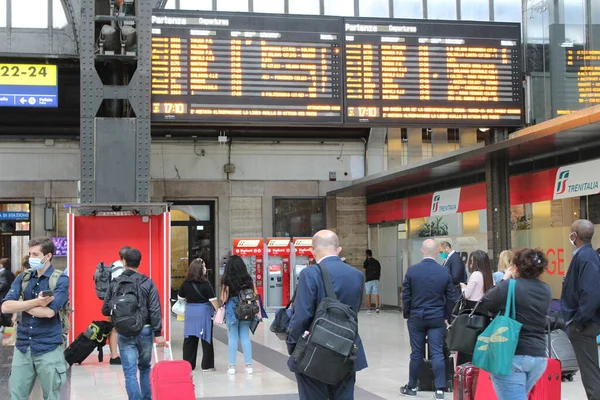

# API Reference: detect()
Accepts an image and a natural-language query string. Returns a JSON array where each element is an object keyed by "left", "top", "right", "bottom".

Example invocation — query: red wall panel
[
  {"left": 458, "top": 183, "right": 487, "bottom": 213},
  {"left": 405, "top": 194, "right": 433, "bottom": 220},
  {"left": 70, "top": 215, "right": 170, "bottom": 342},
  {"left": 366, "top": 199, "right": 403, "bottom": 224},
  {"left": 510, "top": 168, "right": 558, "bottom": 206}
]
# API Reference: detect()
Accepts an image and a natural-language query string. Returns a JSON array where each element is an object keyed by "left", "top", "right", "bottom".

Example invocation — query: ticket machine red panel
[
  {"left": 232, "top": 238, "right": 265, "bottom": 299},
  {"left": 292, "top": 237, "right": 312, "bottom": 292},
  {"left": 266, "top": 238, "right": 291, "bottom": 306}
]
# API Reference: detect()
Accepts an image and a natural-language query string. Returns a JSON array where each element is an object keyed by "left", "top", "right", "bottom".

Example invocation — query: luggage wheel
[{"left": 562, "top": 374, "right": 574, "bottom": 382}]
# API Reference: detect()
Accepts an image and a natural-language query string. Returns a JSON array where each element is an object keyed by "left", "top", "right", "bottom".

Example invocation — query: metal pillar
[
  {"left": 79, "top": 0, "right": 152, "bottom": 203},
  {"left": 485, "top": 130, "right": 511, "bottom": 265}
]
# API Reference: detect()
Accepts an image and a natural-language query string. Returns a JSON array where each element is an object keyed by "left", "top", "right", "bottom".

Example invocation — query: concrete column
[
  {"left": 485, "top": 129, "right": 511, "bottom": 265},
  {"left": 387, "top": 128, "right": 403, "bottom": 169},
  {"left": 366, "top": 128, "right": 387, "bottom": 176},
  {"left": 432, "top": 128, "right": 448, "bottom": 156},
  {"left": 407, "top": 128, "right": 423, "bottom": 163},
  {"left": 459, "top": 128, "right": 478, "bottom": 147}
]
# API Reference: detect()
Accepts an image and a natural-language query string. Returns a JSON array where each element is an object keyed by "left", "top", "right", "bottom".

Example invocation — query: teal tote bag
[{"left": 472, "top": 279, "right": 522, "bottom": 376}]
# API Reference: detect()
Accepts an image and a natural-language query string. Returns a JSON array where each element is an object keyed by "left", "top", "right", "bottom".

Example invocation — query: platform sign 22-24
[{"left": 0, "top": 63, "right": 58, "bottom": 108}]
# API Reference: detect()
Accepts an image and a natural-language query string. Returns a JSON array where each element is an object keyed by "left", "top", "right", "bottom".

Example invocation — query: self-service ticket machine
[
  {"left": 291, "top": 237, "right": 312, "bottom": 296},
  {"left": 232, "top": 238, "right": 265, "bottom": 299},
  {"left": 266, "top": 238, "right": 291, "bottom": 308}
]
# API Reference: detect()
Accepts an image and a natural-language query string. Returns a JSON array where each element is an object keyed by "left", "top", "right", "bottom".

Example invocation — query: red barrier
[{"left": 66, "top": 213, "right": 171, "bottom": 344}]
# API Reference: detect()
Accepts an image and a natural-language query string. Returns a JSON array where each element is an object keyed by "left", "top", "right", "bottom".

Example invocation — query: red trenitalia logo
[
  {"left": 556, "top": 170, "right": 569, "bottom": 194},
  {"left": 432, "top": 195, "right": 440, "bottom": 212}
]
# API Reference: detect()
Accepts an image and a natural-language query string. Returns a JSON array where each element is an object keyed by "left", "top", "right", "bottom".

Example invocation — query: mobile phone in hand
[{"left": 41, "top": 290, "right": 53, "bottom": 298}]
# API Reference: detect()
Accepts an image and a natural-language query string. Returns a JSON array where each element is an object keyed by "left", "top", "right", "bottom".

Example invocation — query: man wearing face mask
[
  {"left": 561, "top": 219, "right": 600, "bottom": 400},
  {"left": 437, "top": 241, "right": 467, "bottom": 296},
  {"left": 1, "top": 237, "right": 70, "bottom": 400}
]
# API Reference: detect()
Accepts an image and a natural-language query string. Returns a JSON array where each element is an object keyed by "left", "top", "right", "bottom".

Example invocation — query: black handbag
[
  {"left": 446, "top": 302, "right": 490, "bottom": 355},
  {"left": 270, "top": 287, "right": 296, "bottom": 340}
]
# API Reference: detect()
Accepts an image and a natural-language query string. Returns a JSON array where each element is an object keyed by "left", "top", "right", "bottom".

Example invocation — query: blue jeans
[
  {"left": 491, "top": 355, "right": 547, "bottom": 400},
  {"left": 407, "top": 316, "right": 447, "bottom": 390},
  {"left": 227, "top": 320, "right": 252, "bottom": 366},
  {"left": 118, "top": 326, "right": 154, "bottom": 400}
]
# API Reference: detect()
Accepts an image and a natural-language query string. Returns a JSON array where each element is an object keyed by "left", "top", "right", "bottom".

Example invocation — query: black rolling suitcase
[
  {"left": 547, "top": 328, "right": 579, "bottom": 381},
  {"left": 417, "top": 336, "right": 454, "bottom": 392},
  {"left": 64, "top": 321, "right": 113, "bottom": 366}
]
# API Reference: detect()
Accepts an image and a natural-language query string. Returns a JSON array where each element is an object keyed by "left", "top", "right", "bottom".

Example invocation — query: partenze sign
[{"left": 553, "top": 160, "right": 600, "bottom": 200}]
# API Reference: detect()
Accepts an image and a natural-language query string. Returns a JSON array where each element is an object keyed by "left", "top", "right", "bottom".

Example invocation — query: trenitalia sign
[
  {"left": 553, "top": 160, "right": 600, "bottom": 200},
  {"left": 430, "top": 188, "right": 461, "bottom": 216}
]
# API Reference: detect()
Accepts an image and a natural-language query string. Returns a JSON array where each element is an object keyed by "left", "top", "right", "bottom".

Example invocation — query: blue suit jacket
[
  {"left": 286, "top": 256, "right": 368, "bottom": 372},
  {"left": 403, "top": 258, "right": 458, "bottom": 320}
]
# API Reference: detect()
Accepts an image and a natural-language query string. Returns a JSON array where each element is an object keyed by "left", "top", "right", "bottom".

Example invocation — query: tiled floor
[{"left": 1, "top": 311, "right": 590, "bottom": 399}]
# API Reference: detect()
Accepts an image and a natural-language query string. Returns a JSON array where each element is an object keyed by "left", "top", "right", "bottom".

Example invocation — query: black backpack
[
  {"left": 290, "top": 264, "right": 359, "bottom": 385},
  {"left": 109, "top": 273, "right": 145, "bottom": 337},
  {"left": 94, "top": 262, "right": 123, "bottom": 300},
  {"left": 235, "top": 287, "right": 259, "bottom": 321}
]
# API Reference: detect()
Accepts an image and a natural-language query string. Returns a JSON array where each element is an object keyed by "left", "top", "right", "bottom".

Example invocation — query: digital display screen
[
  {"left": 565, "top": 46, "right": 600, "bottom": 107},
  {"left": 151, "top": 12, "right": 343, "bottom": 124},
  {"left": 343, "top": 18, "right": 522, "bottom": 126},
  {"left": 52, "top": 237, "right": 67, "bottom": 257}
]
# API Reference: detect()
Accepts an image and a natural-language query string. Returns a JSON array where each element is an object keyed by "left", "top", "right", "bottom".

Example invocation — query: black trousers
[
  {"left": 569, "top": 323, "right": 600, "bottom": 400},
  {"left": 183, "top": 326, "right": 214, "bottom": 370},
  {"left": 296, "top": 372, "right": 356, "bottom": 400}
]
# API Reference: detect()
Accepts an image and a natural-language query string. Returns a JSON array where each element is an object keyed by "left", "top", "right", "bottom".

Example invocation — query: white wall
[
  {"left": 0, "top": 140, "right": 365, "bottom": 182},
  {"left": 151, "top": 141, "right": 365, "bottom": 181}
]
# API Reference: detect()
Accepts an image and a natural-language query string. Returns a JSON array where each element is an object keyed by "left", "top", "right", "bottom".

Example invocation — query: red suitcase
[
  {"left": 151, "top": 345, "right": 196, "bottom": 400},
  {"left": 528, "top": 358, "right": 561, "bottom": 400},
  {"left": 453, "top": 363, "right": 479, "bottom": 400},
  {"left": 474, "top": 370, "right": 498, "bottom": 400}
]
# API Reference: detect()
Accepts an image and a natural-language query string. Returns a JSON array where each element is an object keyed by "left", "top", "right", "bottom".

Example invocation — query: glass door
[{"left": 171, "top": 226, "right": 190, "bottom": 292}]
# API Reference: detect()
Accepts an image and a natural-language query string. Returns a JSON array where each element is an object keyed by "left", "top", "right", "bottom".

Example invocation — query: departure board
[
  {"left": 151, "top": 12, "right": 343, "bottom": 124},
  {"left": 343, "top": 19, "right": 522, "bottom": 126},
  {"left": 566, "top": 46, "right": 600, "bottom": 107}
]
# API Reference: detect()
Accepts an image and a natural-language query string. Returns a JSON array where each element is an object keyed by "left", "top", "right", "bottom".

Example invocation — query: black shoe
[
  {"left": 109, "top": 356, "right": 122, "bottom": 365},
  {"left": 399, "top": 385, "right": 417, "bottom": 397},
  {"left": 433, "top": 389, "right": 445, "bottom": 400}
]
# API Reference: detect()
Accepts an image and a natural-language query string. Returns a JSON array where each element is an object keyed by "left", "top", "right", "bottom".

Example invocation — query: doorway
[
  {"left": 170, "top": 202, "right": 216, "bottom": 292},
  {"left": 0, "top": 202, "right": 31, "bottom": 273}
]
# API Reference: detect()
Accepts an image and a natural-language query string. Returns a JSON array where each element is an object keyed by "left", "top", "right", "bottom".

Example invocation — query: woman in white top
[
  {"left": 493, "top": 250, "right": 513, "bottom": 286},
  {"left": 460, "top": 250, "right": 494, "bottom": 309}
]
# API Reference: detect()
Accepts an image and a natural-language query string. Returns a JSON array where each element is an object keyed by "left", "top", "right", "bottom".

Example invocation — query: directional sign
[
  {"left": 0, "top": 211, "right": 29, "bottom": 220},
  {"left": 0, "top": 64, "right": 58, "bottom": 108}
]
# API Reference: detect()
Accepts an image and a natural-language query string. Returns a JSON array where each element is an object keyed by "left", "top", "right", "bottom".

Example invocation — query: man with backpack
[
  {"left": 102, "top": 248, "right": 166, "bottom": 400},
  {"left": 286, "top": 230, "right": 367, "bottom": 400},
  {"left": 94, "top": 246, "right": 129, "bottom": 365},
  {"left": 1, "top": 237, "right": 70, "bottom": 400}
]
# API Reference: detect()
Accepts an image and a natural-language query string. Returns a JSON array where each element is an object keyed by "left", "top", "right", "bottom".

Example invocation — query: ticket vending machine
[
  {"left": 232, "top": 238, "right": 265, "bottom": 299},
  {"left": 292, "top": 237, "right": 312, "bottom": 295},
  {"left": 266, "top": 238, "right": 291, "bottom": 308}
]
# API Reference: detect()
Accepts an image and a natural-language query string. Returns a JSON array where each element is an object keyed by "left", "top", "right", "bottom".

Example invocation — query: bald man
[
  {"left": 287, "top": 230, "right": 367, "bottom": 400},
  {"left": 561, "top": 219, "right": 600, "bottom": 400},
  {"left": 400, "top": 239, "right": 457, "bottom": 399}
]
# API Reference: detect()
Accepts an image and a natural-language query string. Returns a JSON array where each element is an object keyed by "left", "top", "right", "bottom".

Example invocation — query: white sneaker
[
  {"left": 245, "top": 365, "right": 253, "bottom": 375},
  {"left": 227, "top": 366, "right": 235, "bottom": 375},
  {"left": 367, "top": 309, "right": 372, "bottom": 314},
  {"left": 376, "top": 308, "right": 380, "bottom": 314},
  {"left": 202, "top": 368, "right": 216, "bottom": 372}
]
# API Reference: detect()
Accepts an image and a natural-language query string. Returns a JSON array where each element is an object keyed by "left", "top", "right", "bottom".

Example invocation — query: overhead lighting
[
  {"left": 478, "top": 128, "right": 490, "bottom": 132},
  {"left": 99, "top": 25, "right": 119, "bottom": 54},
  {"left": 120, "top": 26, "right": 137, "bottom": 55}
]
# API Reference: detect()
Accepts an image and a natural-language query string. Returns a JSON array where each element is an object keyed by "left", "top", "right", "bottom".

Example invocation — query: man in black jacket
[
  {"left": 561, "top": 219, "right": 600, "bottom": 400},
  {"left": 401, "top": 239, "right": 457, "bottom": 399},
  {"left": 0, "top": 258, "right": 15, "bottom": 330},
  {"left": 438, "top": 241, "right": 466, "bottom": 295},
  {"left": 102, "top": 248, "right": 165, "bottom": 400}
]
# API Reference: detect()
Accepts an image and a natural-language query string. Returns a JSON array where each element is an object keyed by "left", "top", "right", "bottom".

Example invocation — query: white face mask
[{"left": 569, "top": 232, "right": 577, "bottom": 247}]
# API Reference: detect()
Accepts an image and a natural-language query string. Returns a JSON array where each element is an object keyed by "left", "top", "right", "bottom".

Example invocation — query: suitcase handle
[{"left": 153, "top": 341, "right": 173, "bottom": 362}]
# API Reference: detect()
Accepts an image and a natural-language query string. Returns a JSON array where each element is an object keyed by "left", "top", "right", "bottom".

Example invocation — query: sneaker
[
  {"left": 399, "top": 385, "right": 417, "bottom": 397},
  {"left": 376, "top": 308, "right": 380, "bottom": 314},
  {"left": 202, "top": 368, "right": 216, "bottom": 372},
  {"left": 109, "top": 357, "right": 122, "bottom": 365},
  {"left": 433, "top": 390, "right": 445, "bottom": 400},
  {"left": 367, "top": 309, "right": 372, "bottom": 314},
  {"left": 227, "top": 366, "right": 236, "bottom": 375},
  {"left": 245, "top": 365, "right": 253, "bottom": 375}
]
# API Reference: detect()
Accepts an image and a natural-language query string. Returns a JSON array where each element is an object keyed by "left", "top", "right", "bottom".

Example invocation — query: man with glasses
[{"left": 1, "top": 237, "right": 70, "bottom": 400}]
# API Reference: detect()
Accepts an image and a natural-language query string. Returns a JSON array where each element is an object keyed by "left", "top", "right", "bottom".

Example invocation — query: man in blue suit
[
  {"left": 287, "top": 230, "right": 367, "bottom": 400},
  {"left": 400, "top": 239, "right": 457, "bottom": 400}
]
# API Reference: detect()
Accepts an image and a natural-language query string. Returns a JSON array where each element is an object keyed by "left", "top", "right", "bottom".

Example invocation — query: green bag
[{"left": 472, "top": 279, "right": 522, "bottom": 376}]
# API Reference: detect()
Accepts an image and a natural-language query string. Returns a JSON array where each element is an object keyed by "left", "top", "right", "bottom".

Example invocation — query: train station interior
[{"left": 0, "top": 0, "right": 599, "bottom": 398}]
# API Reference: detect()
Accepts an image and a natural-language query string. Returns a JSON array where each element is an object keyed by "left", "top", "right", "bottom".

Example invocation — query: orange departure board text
[
  {"left": 343, "top": 19, "right": 522, "bottom": 126},
  {"left": 567, "top": 48, "right": 600, "bottom": 105},
  {"left": 151, "top": 12, "right": 342, "bottom": 125}
]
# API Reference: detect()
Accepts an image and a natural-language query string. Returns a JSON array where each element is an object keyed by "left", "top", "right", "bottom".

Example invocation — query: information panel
[
  {"left": 151, "top": 12, "right": 343, "bottom": 124},
  {"left": 566, "top": 46, "right": 600, "bottom": 108},
  {"left": 0, "top": 64, "right": 58, "bottom": 108},
  {"left": 343, "top": 19, "right": 522, "bottom": 126}
]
